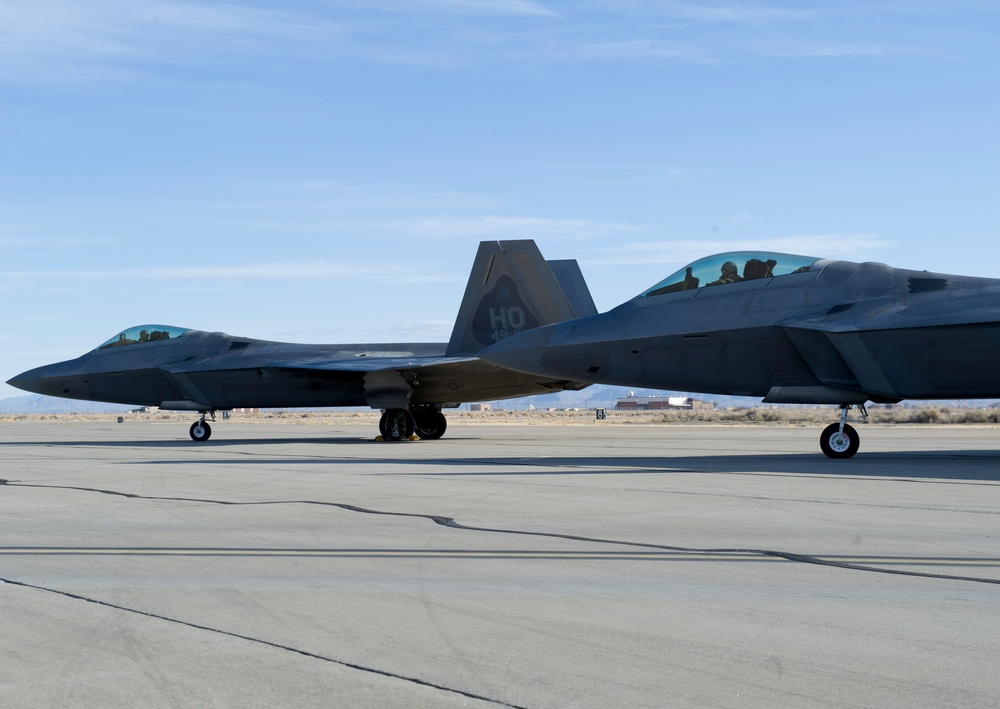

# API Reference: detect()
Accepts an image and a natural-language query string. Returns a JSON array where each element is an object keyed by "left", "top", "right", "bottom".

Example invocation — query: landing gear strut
[
  {"left": 379, "top": 408, "right": 415, "bottom": 441},
  {"left": 189, "top": 411, "right": 215, "bottom": 442},
  {"left": 820, "top": 404, "right": 868, "bottom": 459}
]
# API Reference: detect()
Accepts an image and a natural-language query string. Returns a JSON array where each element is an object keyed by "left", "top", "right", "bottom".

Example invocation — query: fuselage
[
  {"left": 8, "top": 326, "right": 587, "bottom": 410},
  {"left": 482, "top": 255, "right": 1000, "bottom": 403},
  {"left": 8, "top": 330, "right": 447, "bottom": 409}
]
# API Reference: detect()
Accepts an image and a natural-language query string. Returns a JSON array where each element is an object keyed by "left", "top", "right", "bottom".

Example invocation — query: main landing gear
[
  {"left": 411, "top": 406, "right": 447, "bottom": 440},
  {"left": 820, "top": 404, "right": 868, "bottom": 459},
  {"left": 379, "top": 408, "right": 414, "bottom": 441},
  {"left": 378, "top": 407, "right": 448, "bottom": 441},
  {"left": 184, "top": 408, "right": 448, "bottom": 443},
  {"left": 189, "top": 411, "right": 215, "bottom": 442}
]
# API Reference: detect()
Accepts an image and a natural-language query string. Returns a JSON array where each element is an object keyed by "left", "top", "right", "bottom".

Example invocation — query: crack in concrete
[
  {"left": 0, "top": 572, "right": 529, "bottom": 709},
  {"left": 3, "top": 478, "right": 999, "bottom": 586}
]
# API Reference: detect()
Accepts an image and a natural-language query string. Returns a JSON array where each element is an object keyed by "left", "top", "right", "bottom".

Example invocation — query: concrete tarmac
[{"left": 1, "top": 419, "right": 999, "bottom": 708}]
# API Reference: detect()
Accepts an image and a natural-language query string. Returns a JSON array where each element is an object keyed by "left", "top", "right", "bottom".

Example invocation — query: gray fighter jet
[
  {"left": 481, "top": 250, "right": 1000, "bottom": 458},
  {"left": 7, "top": 240, "right": 595, "bottom": 442}
]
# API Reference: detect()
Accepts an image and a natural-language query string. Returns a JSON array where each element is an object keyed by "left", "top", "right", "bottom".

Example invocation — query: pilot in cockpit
[{"left": 709, "top": 261, "right": 742, "bottom": 286}]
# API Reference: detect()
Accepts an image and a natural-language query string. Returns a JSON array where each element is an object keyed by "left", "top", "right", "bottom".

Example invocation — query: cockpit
[
  {"left": 640, "top": 252, "right": 820, "bottom": 298},
  {"left": 95, "top": 325, "right": 191, "bottom": 351}
]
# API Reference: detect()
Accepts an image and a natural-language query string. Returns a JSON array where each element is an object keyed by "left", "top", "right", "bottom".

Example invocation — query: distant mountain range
[
  {"left": 3, "top": 390, "right": 991, "bottom": 415},
  {"left": 0, "top": 395, "right": 134, "bottom": 414},
  {"left": 493, "top": 385, "right": 762, "bottom": 411}
]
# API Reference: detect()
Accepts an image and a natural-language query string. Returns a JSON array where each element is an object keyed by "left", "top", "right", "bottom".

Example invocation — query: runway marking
[
  {"left": 0, "top": 547, "right": 775, "bottom": 560},
  {"left": 2, "top": 547, "right": 1000, "bottom": 568}
]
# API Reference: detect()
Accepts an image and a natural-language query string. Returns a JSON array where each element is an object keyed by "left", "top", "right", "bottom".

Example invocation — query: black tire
[
  {"left": 412, "top": 409, "right": 447, "bottom": 440},
  {"left": 379, "top": 409, "right": 414, "bottom": 441},
  {"left": 190, "top": 421, "right": 212, "bottom": 442},
  {"left": 820, "top": 422, "right": 859, "bottom": 459}
]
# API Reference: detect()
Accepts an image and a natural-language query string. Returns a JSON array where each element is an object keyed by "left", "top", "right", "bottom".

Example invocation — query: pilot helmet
[{"left": 721, "top": 261, "right": 737, "bottom": 275}]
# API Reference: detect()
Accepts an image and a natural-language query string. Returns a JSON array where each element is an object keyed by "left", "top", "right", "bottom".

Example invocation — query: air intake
[{"left": 908, "top": 278, "right": 948, "bottom": 293}]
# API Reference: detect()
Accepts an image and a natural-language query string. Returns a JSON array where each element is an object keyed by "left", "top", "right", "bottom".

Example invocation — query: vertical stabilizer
[
  {"left": 447, "top": 240, "right": 579, "bottom": 355},
  {"left": 547, "top": 259, "right": 598, "bottom": 318}
]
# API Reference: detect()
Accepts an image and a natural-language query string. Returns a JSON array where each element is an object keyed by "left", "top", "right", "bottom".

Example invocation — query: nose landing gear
[
  {"left": 189, "top": 411, "right": 215, "bottom": 442},
  {"left": 820, "top": 404, "right": 868, "bottom": 459}
]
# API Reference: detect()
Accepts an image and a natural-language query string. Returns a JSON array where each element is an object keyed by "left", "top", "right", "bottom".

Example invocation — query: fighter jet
[
  {"left": 481, "top": 250, "right": 1000, "bottom": 458},
  {"left": 7, "top": 240, "right": 595, "bottom": 442}
]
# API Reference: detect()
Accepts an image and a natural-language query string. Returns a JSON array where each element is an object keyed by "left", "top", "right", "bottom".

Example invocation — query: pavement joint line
[{"left": 1, "top": 547, "right": 1000, "bottom": 567}]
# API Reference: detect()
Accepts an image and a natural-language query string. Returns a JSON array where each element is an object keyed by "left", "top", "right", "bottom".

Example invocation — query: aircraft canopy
[
  {"left": 96, "top": 325, "right": 190, "bottom": 350},
  {"left": 641, "top": 252, "right": 820, "bottom": 298}
]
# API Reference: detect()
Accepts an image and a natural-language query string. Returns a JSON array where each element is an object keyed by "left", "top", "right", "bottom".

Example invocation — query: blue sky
[{"left": 3, "top": 1, "right": 999, "bottom": 397}]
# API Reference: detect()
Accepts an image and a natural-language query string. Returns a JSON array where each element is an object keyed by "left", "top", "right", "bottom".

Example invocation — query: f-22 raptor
[
  {"left": 8, "top": 240, "right": 595, "bottom": 442},
  {"left": 482, "top": 250, "right": 1000, "bottom": 458}
]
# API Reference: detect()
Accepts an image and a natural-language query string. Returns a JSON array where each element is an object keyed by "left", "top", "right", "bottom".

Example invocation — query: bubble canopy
[
  {"left": 640, "top": 252, "right": 820, "bottom": 298},
  {"left": 96, "top": 325, "right": 191, "bottom": 350}
]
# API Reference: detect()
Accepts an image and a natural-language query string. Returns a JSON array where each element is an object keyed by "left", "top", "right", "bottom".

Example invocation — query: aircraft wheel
[
  {"left": 190, "top": 421, "right": 212, "bottom": 442},
  {"left": 820, "top": 423, "right": 858, "bottom": 459},
  {"left": 379, "top": 409, "right": 414, "bottom": 441},
  {"left": 412, "top": 409, "right": 447, "bottom": 440}
]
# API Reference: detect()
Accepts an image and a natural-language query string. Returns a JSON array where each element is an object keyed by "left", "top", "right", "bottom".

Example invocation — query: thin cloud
[
  {"left": 343, "top": 0, "right": 559, "bottom": 18},
  {"left": 403, "top": 215, "right": 648, "bottom": 241},
  {"left": 267, "top": 181, "right": 503, "bottom": 213},
  {"left": 0, "top": 0, "right": 561, "bottom": 84},
  {"left": 759, "top": 41, "right": 889, "bottom": 58},
  {"left": 522, "top": 1, "right": 994, "bottom": 65},
  {"left": 2, "top": 261, "right": 460, "bottom": 283},
  {"left": 592, "top": 235, "right": 894, "bottom": 267},
  {"left": 556, "top": 38, "right": 718, "bottom": 64},
  {"left": 662, "top": 4, "right": 816, "bottom": 24},
  {"left": 0, "top": 235, "right": 117, "bottom": 248},
  {"left": 0, "top": 0, "right": 339, "bottom": 83},
  {"left": 276, "top": 318, "right": 456, "bottom": 342},
  {"left": 3, "top": 0, "right": 970, "bottom": 86}
]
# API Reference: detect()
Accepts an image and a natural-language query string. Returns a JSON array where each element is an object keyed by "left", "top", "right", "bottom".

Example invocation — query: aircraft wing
[
  {"left": 776, "top": 288, "right": 1000, "bottom": 403},
  {"left": 266, "top": 355, "right": 586, "bottom": 409},
  {"left": 781, "top": 287, "right": 1000, "bottom": 333},
  {"left": 261, "top": 239, "right": 594, "bottom": 408},
  {"left": 267, "top": 355, "right": 479, "bottom": 373}
]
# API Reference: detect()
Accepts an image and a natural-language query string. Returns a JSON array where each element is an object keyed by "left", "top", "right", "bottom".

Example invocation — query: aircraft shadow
[
  {"left": 105, "top": 451, "right": 1000, "bottom": 482},
  {"left": 2, "top": 440, "right": 998, "bottom": 481},
  {"left": 371, "top": 453, "right": 1000, "bottom": 482},
  {"left": 0, "top": 437, "right": 375, "bottom": 449}
]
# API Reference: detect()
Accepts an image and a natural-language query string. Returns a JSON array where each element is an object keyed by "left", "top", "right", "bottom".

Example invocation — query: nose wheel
[
  {"left": 820, "top": 422, "right": 858, "bottom": 458},
  {"left": 820, "top": 404, "right": 867, "bottom": 458},
  {"left": 189, "top": 412, "right": 215, "bottom": 442}
]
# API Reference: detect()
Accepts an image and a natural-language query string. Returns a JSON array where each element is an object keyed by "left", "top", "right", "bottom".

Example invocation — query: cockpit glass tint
[
  {"left": 641, "top": 252, "right": 820, "bottom": 298},
  {"left": 96, "top": 325, "right": 190, "bottom": 350}
]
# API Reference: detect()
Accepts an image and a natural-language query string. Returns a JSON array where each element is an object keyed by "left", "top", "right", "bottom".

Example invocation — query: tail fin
[
  {"left": 546, "top": 259, "right": 598, "bottom": 318},
  {"left": 446, "top": 240, "right": 585, "bottom": 355}
]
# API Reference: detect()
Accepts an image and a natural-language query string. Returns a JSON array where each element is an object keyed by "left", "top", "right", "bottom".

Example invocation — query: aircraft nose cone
[
  {"left": 7, "top": 365, "right": 52, "bottom": 395},
  {"left": 7, "top": 370, "right": 44, "bottom": 395},
  {"left": 7, "top": 363, "right": 66, "bottom": 397}
]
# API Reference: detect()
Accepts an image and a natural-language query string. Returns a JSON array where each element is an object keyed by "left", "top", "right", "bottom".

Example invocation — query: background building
[{"left": 615, "top": 396, "right": 713, "bottom": 411}]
